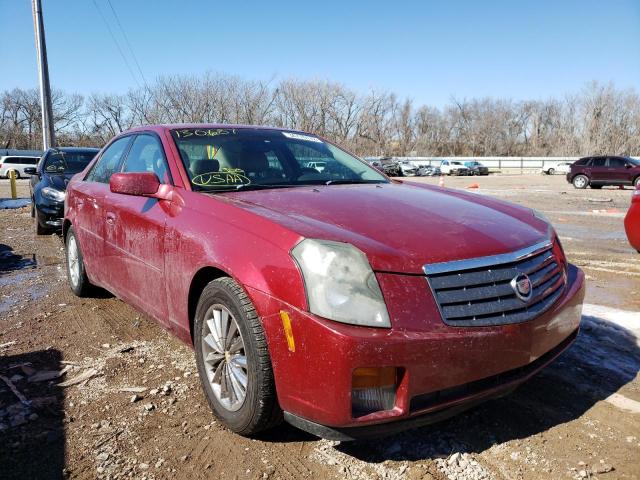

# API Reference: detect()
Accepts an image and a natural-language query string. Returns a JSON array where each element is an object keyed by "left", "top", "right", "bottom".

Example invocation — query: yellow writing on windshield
[
  {"left": 192, "top": 167, "right": 251, "bottom": 187},
  {"left": 175, "top": 129, "right": 234, "bottom": 138}
]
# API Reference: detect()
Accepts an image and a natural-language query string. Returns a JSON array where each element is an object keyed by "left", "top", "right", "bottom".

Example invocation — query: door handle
[{"left": 106, "top": 212, "right": 116, "bottom": 225}]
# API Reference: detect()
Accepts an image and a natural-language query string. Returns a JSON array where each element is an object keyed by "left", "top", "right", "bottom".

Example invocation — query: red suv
[
  {"left": 567, "top": 155, "right": 640, "bottom": 189},
  {"left": 63, "top": 125, "right": 585, "bottom": 440}
]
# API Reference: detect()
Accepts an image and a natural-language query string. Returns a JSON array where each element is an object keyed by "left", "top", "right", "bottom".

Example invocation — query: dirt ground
[{"left": 1, "top": 174, "right": 639, "bottom": 480}]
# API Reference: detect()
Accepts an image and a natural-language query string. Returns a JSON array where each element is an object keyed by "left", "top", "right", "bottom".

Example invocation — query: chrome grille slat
[
  {"left": 436, "top": 282, "right": 514, "bottom": 304},
  {"left": 424, "top": 241, "right": 566, "bottom": 327}
]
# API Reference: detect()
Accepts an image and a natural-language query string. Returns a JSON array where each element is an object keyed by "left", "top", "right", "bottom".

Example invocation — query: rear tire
[
  {"left": 634, "top": 177, "right": 640, "bottom": 188},
  {"left": 572, "top": 174, "right": 589, "bottom": 189},
  {"left": 194, "top": 277, "right": 282, "bottom": 436},
  {"left": 548, "top": 168, "right": 555, "bottom": 175},
  {"left": 65, "top": 226, "right": 93, "bottom": 297}
]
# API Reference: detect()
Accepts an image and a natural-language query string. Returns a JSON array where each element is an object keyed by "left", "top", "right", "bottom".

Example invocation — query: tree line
[{"left": 1, "top": 73, "right": 638, "bottom": 157}]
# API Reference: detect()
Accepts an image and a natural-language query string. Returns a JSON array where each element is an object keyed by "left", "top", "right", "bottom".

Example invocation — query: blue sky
[{"left": 1, "top": 0, "right": 638, "bottom": 107}]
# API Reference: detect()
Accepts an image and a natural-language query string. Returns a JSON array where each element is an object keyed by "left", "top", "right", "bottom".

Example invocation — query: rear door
[
  {"left": 589, "top": 157, "right": 608, "bottom": 183},
  {"left": 73, "top": 136, "right": 133, "bottom": 286},
  {"left": 103, "top": 133, "right": 172, "bottom": 323}
]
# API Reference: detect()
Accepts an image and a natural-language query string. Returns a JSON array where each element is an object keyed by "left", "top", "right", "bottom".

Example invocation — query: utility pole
[{"left": 31, "top": 0, "right": 55, "bottom": 149}]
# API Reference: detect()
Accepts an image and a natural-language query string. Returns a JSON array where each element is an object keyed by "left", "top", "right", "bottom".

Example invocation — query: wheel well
[
  {"left": 187, "top": 266, "right": 229, "bottom": 344},
  {"left": 62, "top": 219, "right": 72, "bottom": 240}
]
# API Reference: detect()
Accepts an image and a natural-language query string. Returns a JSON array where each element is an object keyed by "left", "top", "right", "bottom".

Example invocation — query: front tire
[
  {"left": 634, "top": 177, "right": 640, "bottom": 188},
  {"left": 194, "top": 277, "right": 281, "bottom": 436},
  {"left": 65, "top": 226, "right": 93, "bottom": 296},
  {"left": 34, "top": 209, "right": 52, "bottom": 235},
  {"left": 548, "top": 168, "right": 555, "bottom": 175},
  {"left": 572, "top": 174, "right": 589, "bottom": 189}
]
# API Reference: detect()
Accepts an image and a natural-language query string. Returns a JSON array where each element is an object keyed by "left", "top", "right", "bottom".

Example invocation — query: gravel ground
[{"left": 0, "top": 174, "right": 638, "bottom": 480}]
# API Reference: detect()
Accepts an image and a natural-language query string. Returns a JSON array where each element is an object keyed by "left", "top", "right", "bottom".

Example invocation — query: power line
[
  {"left": 105, "top": 0, "right": 150, "bottom": 91},
  {"left": 91, "top": 0, "right": 141, "bottom": 89}
]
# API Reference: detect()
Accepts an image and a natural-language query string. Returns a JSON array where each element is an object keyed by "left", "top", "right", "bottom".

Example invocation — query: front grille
[{"left": 424, "top": 241, "right": 566, "bottom": 327}]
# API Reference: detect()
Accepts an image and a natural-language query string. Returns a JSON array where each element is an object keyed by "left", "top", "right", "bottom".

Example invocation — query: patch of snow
[{"left": 0, "top": 198, "right": 31, "bottom": 209}]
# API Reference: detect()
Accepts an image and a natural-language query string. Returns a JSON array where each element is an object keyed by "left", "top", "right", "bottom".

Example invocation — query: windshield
[
  {"left": 44, "top": 151, "right": 96, "bottom": 174},
  {"left": 171, "top": 128, "right": 388, "bottom": 191},
  {"left": 628, "top": 157, "right": 640, "bottom": 166}
]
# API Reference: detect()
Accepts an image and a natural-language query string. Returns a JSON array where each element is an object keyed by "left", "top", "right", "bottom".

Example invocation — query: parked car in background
[
  {"left": 305, "top": 161, "right": 326, "bottom": 173},
  {"left": 416, "top": 165, "right": 441, "bottom": 176},
  {"left": 567, "top": 156, "right": 640, "bottom": 189},
  {"left": 625, "top": 184, "right": 640, "bottom": 252},
  {"left": 0, "top": 155, "right": 40, "bottom": 178},
  {"left": 463, "top": 161, "right": 489, "bottom": 176},
  {"left": 398, "top": 161, "right": 418, "bottom": 176},
  {"left": 63, "top": 124, "right": 584, "bottom": 440},
  {"left": 440, "top": 160, "right": 469, "bottom": 176},
  {"left": 378, "top": 159, "right": 402, "bottom": 176},
  {"left": 541, "top": 162, "right": 572, "bottom": 175},
  {"left": 27, "top": 147, "right": 99, "bottom": 234}
]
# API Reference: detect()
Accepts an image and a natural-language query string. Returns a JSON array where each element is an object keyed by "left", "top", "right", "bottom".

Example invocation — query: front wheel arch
[{"left": 188, "top": 266, "right": 233, "bottom": 345}]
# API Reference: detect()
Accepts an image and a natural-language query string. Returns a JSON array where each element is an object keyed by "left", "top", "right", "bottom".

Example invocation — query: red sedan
[
  {"left": 63, "top": 125, "right": 584, "bottom": 440},
  {"left": 625, "top": 184, "right": 640, "bottom": 252}
]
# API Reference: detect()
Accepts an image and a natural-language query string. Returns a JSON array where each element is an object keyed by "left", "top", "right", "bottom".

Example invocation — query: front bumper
[
  {"left": 248, "top": 264, "right": 584, "bottom": 438},
  {"left": 35, "top": 199, "right": 64, "bottom": 228}
]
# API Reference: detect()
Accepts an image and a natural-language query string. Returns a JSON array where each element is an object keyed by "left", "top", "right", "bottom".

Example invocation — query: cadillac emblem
[{"left": 511, "top": 273, "right": 533, "bottom": 302}]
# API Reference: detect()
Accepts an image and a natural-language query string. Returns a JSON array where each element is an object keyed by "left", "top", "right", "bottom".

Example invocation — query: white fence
[{"left": 364, "top": 156, "right": 639, "bottom": 171}]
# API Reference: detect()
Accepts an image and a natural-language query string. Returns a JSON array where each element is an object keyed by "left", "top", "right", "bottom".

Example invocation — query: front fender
[{"left": 163, "top": 191, "right": 306, "bottom": 343}]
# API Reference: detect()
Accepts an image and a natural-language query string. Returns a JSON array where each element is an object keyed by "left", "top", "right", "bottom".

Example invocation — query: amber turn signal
[{"left": 352, "top": 367, "right": 397, "bottom": 389}]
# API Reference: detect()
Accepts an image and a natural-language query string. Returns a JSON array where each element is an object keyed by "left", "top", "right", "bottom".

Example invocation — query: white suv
[
  {"left": 440, "top": 160, "right": 469, "bottom": 176},
  {"left": 0, "top": 156, "right": 41, "bottom": 179}
]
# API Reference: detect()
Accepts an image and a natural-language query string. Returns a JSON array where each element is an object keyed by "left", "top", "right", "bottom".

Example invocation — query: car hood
[
  {"left": 45, "top": 173, "right": 74, "bottom": 191},
  {"left": 219, "top": 182, "right": 549, "bottom": 274}
]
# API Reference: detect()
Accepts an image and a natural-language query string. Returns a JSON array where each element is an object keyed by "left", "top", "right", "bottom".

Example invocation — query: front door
[
  {"left": 606, "top": 157, "right": 630, "bottom": 185},
  {"left": 74, "top": 136, "right": 133, "bottom": 286},
  {"left": 103, "top": 133, "right": 172, "bottom": 324}
]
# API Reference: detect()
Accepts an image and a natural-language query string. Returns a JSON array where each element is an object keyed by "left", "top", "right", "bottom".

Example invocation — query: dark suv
[{"left": 567, "top": 156, "right": 640, "bottom": 189}]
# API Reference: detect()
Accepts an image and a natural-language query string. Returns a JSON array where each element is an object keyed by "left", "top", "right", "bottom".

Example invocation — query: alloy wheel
[
  {"left": 201, "top": 304, "right": 248, "bottom": 412},
  {"left": 574, "top": 176, "right": 587, "bottom": 188},
  {"left": 67, "top": 235, "right": 80, "bottom": 288}
]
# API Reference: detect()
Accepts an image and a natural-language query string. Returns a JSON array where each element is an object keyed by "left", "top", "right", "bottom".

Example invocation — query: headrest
[
  {"left": 191, "top": 159, "right": 219, "bottom": 176},
  {"left": 237, "top": 150, "right": 269, "bottom": 173}
]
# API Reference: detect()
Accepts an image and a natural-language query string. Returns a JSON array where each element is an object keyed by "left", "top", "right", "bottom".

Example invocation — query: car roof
[
  {"left": 125, "top": 123, "right": 313, "bottom": 136},
  {"left": 49, "top": 147, "right": 100, "bottom": 153}
]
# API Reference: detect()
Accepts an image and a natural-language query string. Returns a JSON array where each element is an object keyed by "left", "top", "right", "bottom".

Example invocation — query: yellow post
[{"left": 9, "top": 170, "right": 17, "bottom": 199}]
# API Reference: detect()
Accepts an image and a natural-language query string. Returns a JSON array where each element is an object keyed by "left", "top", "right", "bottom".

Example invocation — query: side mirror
[
  {"left": 23, "top": 167, "right": 37, "bottom": 175},
  {"left": 625, "top": 164, "right": 632, "bottom": 169},
  {"left": 110, "top": 172, "right": 160, "bottom": 196}
]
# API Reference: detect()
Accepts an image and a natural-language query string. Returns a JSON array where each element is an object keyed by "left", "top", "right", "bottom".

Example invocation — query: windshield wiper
[{"left": 324, "top": 179, "right": 386, "bottom": 185}]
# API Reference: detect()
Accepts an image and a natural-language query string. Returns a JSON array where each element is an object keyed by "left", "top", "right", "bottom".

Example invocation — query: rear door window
[
  {"left": 86, "top": 136, "right": 133, "bottom": 184},
  {"left": 591, "top": 158, "right": 606, "bottom": 167}
]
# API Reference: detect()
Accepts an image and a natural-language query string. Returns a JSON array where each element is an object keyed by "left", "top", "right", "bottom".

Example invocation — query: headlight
[
  {"left": 291, "top": 239, "right": 391, "bottom": 328},
  {"left": 41, "top": 187, "right": 66, "bottom": 202}
]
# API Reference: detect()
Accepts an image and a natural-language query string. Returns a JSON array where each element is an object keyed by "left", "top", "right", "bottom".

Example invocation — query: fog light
[{"left": 352, "top": 367, "right": 397, "bottom": 417}]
